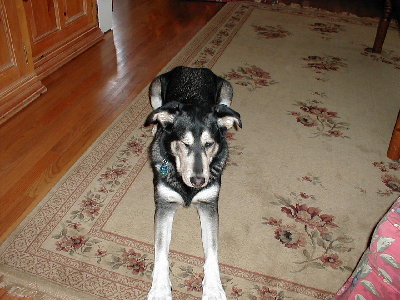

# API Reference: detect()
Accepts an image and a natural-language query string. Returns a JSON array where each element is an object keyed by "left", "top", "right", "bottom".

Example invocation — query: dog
[{"left": 144, "top": 66, "right": 241, "bottom": 300}]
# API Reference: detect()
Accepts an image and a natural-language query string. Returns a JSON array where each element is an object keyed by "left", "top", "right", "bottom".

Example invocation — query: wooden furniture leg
[
  {"left": 388, "top": 111, "right": 400, "bottom": 160},
  {"left": 365, "top": 0, "right": 393, "bottom": 54}
]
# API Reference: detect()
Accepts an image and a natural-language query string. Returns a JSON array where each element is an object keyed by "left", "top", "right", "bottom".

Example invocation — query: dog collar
[{"left": 159, "top": 159, "right": 169, "bottom": 175}]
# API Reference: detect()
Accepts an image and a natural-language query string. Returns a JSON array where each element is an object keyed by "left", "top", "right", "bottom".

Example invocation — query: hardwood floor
[{"left": 0, "top": 0, "right": 385, "bottom": 298}]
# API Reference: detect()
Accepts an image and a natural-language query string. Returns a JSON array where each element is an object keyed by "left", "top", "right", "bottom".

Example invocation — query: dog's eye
[
  {"left": 204, "top": 142, "right": 214, "bottom": 148},
  {"left": 181, "top": 142, "right": 190, "bottom": 149}
]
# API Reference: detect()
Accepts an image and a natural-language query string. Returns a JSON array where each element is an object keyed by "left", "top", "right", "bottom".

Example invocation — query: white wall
[{"left": 97, "top": 0, "right": 113, "bottom": 32}]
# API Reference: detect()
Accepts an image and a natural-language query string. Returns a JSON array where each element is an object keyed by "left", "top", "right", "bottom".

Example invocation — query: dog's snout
[{"left": 190, "top": 176, "right": 205, "bottom": 188}]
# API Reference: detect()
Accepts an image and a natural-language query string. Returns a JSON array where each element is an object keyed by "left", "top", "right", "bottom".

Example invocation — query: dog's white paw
[
  {"left": 147, "top": 285, "right": 172, "bottom": 300},
  {"left": 202, "top": 285, "right": 227, "bottom": 300}
]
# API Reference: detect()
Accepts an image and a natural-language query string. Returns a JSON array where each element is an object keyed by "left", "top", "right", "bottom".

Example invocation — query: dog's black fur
[{"left": 145, "top": 66, "right": 241, "bottom": 206}]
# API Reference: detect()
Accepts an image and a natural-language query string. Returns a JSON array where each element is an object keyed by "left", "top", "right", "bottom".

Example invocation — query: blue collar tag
[{"left": 160, "top": 160, "right": 169, "bottom": 175}]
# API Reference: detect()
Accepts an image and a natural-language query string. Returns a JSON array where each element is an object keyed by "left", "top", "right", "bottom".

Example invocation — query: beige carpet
[{"left": 1, "top": 2, "right": 399, "bottom": 299}]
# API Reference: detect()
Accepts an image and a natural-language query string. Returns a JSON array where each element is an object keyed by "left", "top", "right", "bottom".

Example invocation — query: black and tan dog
[{"left": 145, "top": 66, "right": 241, "bottom": 300}]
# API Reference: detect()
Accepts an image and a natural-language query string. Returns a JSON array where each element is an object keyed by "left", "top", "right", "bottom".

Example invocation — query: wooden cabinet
[
  {"left": 0, "top": 0, "right": 46, "bottom": 124},
  {"left": 23, "top": 0, "right": 103, "bottom": 78},
  {"left": 0, "top": 0, "right": 103, "bottom": 124}
]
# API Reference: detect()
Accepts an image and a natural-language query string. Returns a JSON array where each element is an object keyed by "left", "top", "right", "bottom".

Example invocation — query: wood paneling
[
  {"left": 23, "top": 0, "right": 103, "bottom": 78},
  {"left": 0, "top": 0, "right": 24, "bottom": 87},
  {"left": 28, "top": 0, "right": 59, "bottom": 41},
  {"left": 0, "top": 5, "right": 15, "bottom": 72},
  {"left": 0, "top": 0, "right": 46, "bottom": 124},
  {"left": 64, "top": 0, "right": 86, "bottom": 23}
]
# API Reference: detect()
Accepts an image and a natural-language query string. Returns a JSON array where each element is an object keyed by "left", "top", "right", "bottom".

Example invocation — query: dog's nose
[{"left": 190, "top": 176, "right": 205, "bottom": 188}]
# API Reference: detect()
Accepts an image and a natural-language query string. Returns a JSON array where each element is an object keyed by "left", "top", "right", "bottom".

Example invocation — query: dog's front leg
[
  {"left": 195, "top": 201, "right": 226, "bottom": 300},
  {"left": 148, "top": 202, "right": 179, "bottom": 300}
]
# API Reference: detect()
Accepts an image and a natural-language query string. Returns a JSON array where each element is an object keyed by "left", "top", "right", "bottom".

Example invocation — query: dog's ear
[
  {"left": 216, "top": 78, "right": 233, "bottom": 107},
  {"left": 214, "top": 104, "right": 242, "bottom": 130},
  {"left": 144, "top": 101, "right": 182, "bottom": 127},
  {"left": 149, "top": 76, "right": 168, "bottom": 110}
]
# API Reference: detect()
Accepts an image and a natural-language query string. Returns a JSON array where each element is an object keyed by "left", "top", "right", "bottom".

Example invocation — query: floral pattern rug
[{"left": 1, "top": 2, "right": 399, "bottom": 299}]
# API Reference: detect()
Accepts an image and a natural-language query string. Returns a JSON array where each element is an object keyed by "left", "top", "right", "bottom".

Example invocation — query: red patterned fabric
[{"left": 335, "top": 197, "right": 400, "bottom": 299}]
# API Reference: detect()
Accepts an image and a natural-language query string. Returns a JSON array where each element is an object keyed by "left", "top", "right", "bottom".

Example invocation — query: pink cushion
[{"left": 334, "top": 196, "right": 400, "bottom": 299}]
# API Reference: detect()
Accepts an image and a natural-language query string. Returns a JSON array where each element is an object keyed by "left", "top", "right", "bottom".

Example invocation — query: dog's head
[{"left": 145, "top": 102, "right": 241, "bottom": 189}]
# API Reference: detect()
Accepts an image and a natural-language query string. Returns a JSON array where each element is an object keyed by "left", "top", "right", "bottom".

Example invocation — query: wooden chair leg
[
  {"left": 366, "top": 0, "right": 393, "bottom": 54},
  {"left": 388, "top": 111, "right": 400, "bottom": 161}
]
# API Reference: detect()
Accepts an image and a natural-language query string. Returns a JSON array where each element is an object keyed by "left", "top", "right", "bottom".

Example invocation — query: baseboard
[
  {"left": 0, "top": 74, "right": 47, "bottom": 125},
  {"left": 0, "top": 27, "right": 103, "bottom": 125},
  {"left": 33, "top": 26, "right": 104, "bottom": 79}
]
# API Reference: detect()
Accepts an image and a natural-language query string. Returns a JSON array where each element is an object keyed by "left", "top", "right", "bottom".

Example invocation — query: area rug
[{"left": 1, "top": 2, "right": 399, "bottom": 299}]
